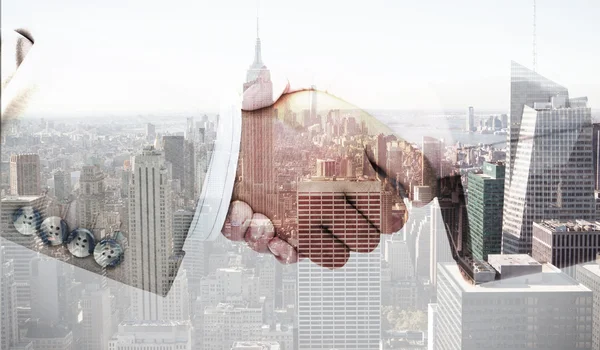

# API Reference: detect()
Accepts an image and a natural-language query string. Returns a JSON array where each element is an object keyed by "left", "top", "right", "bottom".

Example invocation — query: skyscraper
[
  {"left": 297, "top": 179, "right": 381, "bottom": 350},
  {"left": 237, "top": 17, "right": 275, "bottom": 218},
  {"left": 507, "top": 61, "right": 568, "bottom": 183},
  {"left": 128, "top": 146, "right": 176, "bottom": 318},
  {"left": 502, "top": 66, "right": 595, "bottom": 254},
  {"left": 53, "top": 170, "right": 71, "bottom": 202},
  {"left": 1, "top": 247, "right": 19, "bottom": 350},
  {"left": 310, "top": 84, "right": 318, "bottom": 123},
  {"left": 10, "top": 153, "right": 40, "bottom": 196},
  {"left": 465, "top": 106, "right": 474, "bottom": 132},
  {"left": 183, "top": 139, "right": 195, "bottom": 201},
  {"left": 162, "top": 135, "right": 185, "bottom": 192},
  {"left": 467, "top": 161, "right": 505, "bottom": 260},
  {"left": 422, "top": 136, "right": 442, "bottom": 195},
  {"left": 375, "top": 133, "right": 387, "bottom": 180},
  {"left": 593, "top": 123, "right": 600, "bottom": 191},
  {"left": 30, "top": 256, "right": 78, "bottom": 326},
  {"left": 173, "top": 209, "right": 194, "bottom": 254},
  {"left": 80, "top": 283, "right": 112, "bottom": 350},
  {"left": 146, "top": 123, "right": 156, "bottom": 142},
  {"left": 76, "top": 165, "right": 105, "bottom": 230},
  {"left": 185, "top": 116, "right": 194, "bottom": 140},
  {"left": 429, "top": 198, "right": 455, "bottom": 286}
]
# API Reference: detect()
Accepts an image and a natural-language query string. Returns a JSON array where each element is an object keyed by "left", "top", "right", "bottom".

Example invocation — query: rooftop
[
  {"left": 298, "top": 178, "right": 382, "bottom": 192},
  {"left": 579, "top": 263, "right": 600, "bottom": 278},
  {"left": 488, "top": 254, "right": 541, "bottom": 267},
  {"left": 535, "top": 220, "right": 600, "bottom": 233},
  {"left": 1, "top": 195, "right": 45, "bottom": 203},
  {"left": 440, "top": 262, "right": 591, "bottom": 293}
]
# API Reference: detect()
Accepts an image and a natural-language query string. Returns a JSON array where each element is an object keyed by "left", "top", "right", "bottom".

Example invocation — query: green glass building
[{"left": 467, "top": 162, "right": 505, "bottom": 260}]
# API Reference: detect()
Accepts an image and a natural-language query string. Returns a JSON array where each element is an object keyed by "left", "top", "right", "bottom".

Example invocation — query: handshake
[{"left": 219, "top": 74, "right": 446, "bottom": 269}]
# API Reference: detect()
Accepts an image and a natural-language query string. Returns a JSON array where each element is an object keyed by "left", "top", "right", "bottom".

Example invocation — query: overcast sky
[{"left": 2, "top": 0, "right": 598, "bottom": 116}]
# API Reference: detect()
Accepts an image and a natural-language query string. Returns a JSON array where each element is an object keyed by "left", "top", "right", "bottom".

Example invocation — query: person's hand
[{"left": 221, "top": 72, "right": 427, "bottom": 269}]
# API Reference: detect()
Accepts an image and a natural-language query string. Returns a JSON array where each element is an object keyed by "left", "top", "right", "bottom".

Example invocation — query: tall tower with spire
[{"left": 237, "top": 16, "right": 276, "bottom": 218}]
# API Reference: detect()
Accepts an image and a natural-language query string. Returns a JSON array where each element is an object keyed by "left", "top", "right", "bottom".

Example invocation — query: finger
[
  {"left": 327, "top": 193, "right": 382, "bottom": 253},
  {"left": 297, "top": 225, "right": 350, "bottom": 269},
  {"left": 267, "top": 236, "right": 298, "bottom": 264},
  {"left": 245, "top": 213, "right": 275, "bottom": 253},
  {"left": 221, "top": 200, "right": 253, "bottom": 241}
]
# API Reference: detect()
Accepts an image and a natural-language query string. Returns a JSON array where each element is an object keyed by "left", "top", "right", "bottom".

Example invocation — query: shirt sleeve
[{"left": 183, "top": 94, "right": 242, "bottom": 247}]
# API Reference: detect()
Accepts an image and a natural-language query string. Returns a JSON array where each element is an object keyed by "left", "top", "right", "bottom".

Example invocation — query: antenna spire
[{"left": 533, "top": 0, "right": 537, "bottom": 71}]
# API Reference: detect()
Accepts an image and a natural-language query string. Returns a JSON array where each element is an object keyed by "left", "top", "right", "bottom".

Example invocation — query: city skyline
[
  {"left": 3, "top": 1, "right": 599, "bottom": 116},
  {"left": 3, "top": 4, "right": 600, "bottom": 349}
]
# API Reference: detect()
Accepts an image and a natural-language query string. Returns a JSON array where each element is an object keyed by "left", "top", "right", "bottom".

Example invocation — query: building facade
[
  {"left": 435, "top": 257, "right": 593, "bottom": 350},
  {"left": 10, "top": 153, "right": 40, "bottom": 196},
  {"left": 297, "top": 179, "right": 382, "bottom": 350},
  {"left": 502, "top": 76, "right": 595, "bottom": 254},
  {"left": 467, "top": 161, "right": 505, "bottom": 260},
  {"left": 532, "top": 220, "right": 600, "bottom": 277}
]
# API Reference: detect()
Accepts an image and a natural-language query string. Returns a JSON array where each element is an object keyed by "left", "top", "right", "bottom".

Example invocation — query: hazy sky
[{"left": 2, "top": 0, "right": 599, "bottom": 115}]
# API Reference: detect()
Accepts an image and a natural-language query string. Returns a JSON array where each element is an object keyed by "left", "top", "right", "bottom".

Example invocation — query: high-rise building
[
  {"left": 237, "top": 18, "right": 276, "bottom": 218},
  {"left": 146, "top": 123, "right": 156, "bottom": 142},
  {"left": 429, "top": 198, "right": 455, "bottom": 286},
  {"left": 1, "top": 195, "right": 46, "bottom": 322},
  {"left": 162, "top": 135, "right": 185, "bottom": 193},
  {"left": 80, "top": 283, "right": 112, "bottom": 350},
  {"left": 362, "top": 144, "right": 376, "bottom": 178},
  {"left": 30, "top": 256, "right": 78, "bottom": 326},
  {"left": 297, "top": 179, "right": 381, "bottom": 350},
  {"left": 121, "top": 159, "right": 131, "bottom": 198},
  {"left": 467, "top": 161, "right": 505, "bottom": 260},
  {"left": 375, "top": 134, "right": 387, "bottom": 180},
  {"left": 502, "top": 69, "right": 595, "bottom": 254},
  {"left": 186, "top": 116, "right": 195, "bottom": 140},
  {"left": 315, "top": 159, "right": 336, "bottom": 177},
  {"left": 173, "top": 209, "right": 194, "bottom": 254},
  {"left": 386, "top": 141, "right": 404, "bottom": 179},
  {"left": 339, "top": 156, "right": 355, "bottom": 178},
  {"left": 1, "top": 247, "right": 19, "bottom": 350},
  {"left": 465, "top": 107, "right": 474, "bottom": 132},
  {"left": 310, "top": 84, "right": 318, "bottom": 122},
  {"left": 53, "top": 170, "right": 71, "bottom": 201},
  {"left": 532, "top": 220, "right": 600, "bottom": 277},
  {"left": 413, "top": 185, "right": 433, "bottom": 204},
  {"left": 427, "top": 303, "right": 438, "bottom": 350},
  {"left": 507, "top": 61, "right": 568, "bottom": 182},
  {"left": 435, "top": 256, "right": 593, "bottom": 350},
  {"left": 594, "top": 123, "right": 600, "bottom": 191},
  {"left": 183, "top": 140, "right": 195, "bottom": 201},
  {"left": 128, "top": 146, "right": 177, "bottom": 318},
  {"left": 109, "top": 321, "right": 192, "bottom": 350},
  {"left": 422, "top": 136, "right": 442, "bottom": 195},
  {"left": 384, "top": 236, "right": 414, "bottom": 280},
  {"left": 576, "top": 259, "right": 600, "bottom": 350},
  {"left": 10, "top": 154, "right": 40, "bottom": 196},
  {"left": 77, "top": 165, "right": 105, "bottom": 230}
]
